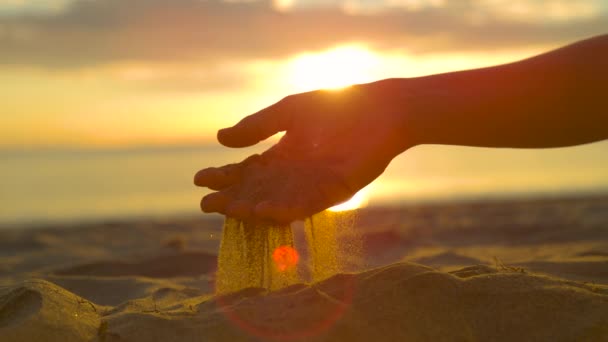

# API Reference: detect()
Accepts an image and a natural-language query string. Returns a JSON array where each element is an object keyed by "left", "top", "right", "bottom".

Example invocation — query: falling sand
[
  {"left": 214, "top": 154, "right": 363, "bottom": 293},
  {"left": 216, "top": 218, "right": 300, "bottom": 293},
  {"left": 216, "top": 210, "right": 360, "bottom": 294}
]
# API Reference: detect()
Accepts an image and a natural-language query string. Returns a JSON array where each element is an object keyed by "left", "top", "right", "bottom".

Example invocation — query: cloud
[
  {"left": 104, "top": 61, "right": 256, "bottom": 93},
  {"left": 0, "top": 0, "right": 606, "bottom": 68},
  {"left": 0, "top": 0, "right": 75, "bottom": 15}
]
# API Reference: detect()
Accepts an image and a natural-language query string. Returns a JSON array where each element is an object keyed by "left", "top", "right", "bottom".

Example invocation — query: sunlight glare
[
  {"left": 272, "top": 0, "right": 295, "bottom": 11},
  {"left": 328, "top": 188, "right": 369, "bottom": 212},
  {"left": 288, "top": 45, "right": 381, "bottom": 92}
]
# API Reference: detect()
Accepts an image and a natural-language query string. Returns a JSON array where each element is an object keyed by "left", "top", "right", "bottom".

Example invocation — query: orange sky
[{"left": 1, "top": 0, "right": 607, "bottom": 149}]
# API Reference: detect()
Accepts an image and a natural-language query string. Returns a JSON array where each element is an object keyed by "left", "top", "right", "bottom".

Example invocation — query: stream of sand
[{"left": 216, "top": 211, "right": 359, "bottom": 294}]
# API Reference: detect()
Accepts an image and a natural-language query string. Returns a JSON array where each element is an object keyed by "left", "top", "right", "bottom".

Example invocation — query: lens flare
[{"left": 272, "top": 245, "right": 299, "bottom": 272}]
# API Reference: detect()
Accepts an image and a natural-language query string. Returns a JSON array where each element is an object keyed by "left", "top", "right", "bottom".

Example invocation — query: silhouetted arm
[
  {"left": 397, "top": 34, "right": 608, "bottom": 149},
  {"left": 195, "top": 35, "right": 608, "bottom": 222}
]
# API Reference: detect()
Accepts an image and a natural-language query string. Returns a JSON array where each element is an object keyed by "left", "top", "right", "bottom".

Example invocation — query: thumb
[{"left": 217, "top": 98, "right": 292, "bottom": 148}]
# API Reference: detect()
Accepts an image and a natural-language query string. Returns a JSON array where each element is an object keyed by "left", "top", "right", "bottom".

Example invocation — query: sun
[{"left": 288, "top": 45, "right": 381, "bottom": 92}]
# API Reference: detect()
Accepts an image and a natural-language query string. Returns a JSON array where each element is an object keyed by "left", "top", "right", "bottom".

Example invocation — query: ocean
[{"left": 2, "top": 141, "right": 608, "bottom": 227}]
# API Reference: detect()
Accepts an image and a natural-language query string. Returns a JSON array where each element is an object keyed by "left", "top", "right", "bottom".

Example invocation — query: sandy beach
[
  {"left": 1, "top": 194, "right": 607, "bottom": 341},
  {"left": 3, "top": 1, "right": 608, "bottom": 341}
]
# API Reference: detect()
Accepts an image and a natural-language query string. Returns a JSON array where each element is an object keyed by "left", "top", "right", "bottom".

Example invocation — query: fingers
[
  {"left": 202, "top": 193, "right": 257, "bottom": 221},
  {"left": 200, "top": 192, "right": 231, "bottom": 213},
  {"left": 217, "top": 97, "right": 292, "bottom": 148},
  {"left": 254, "top": 201, "right": 305, "bottom": 224},
  {"left": 252, "top": 177, "right": 347, "bottom": 223},
  {"left": 225, "top": 200, "right": 254, "bottom": 219},
  {"left": 202, "top": 190, "right": 331, "bottom": 224},
  {"left": 202, "top": 195, "right": 257, "bottom": 222},
  {"left": 203, "top": 198, "right": 308, "bottom": 224},
  {"left": 199, "top": 170, "right": 353, "bottom": 223},
  {"left": 194, "top": 165, "right": 240, "bottom": 190},
  {"left": 194, "top": 154, "right": 261, "bottom": 190},
  {"left": 201, "top": 193, "right": 267, "bottom": 223}
]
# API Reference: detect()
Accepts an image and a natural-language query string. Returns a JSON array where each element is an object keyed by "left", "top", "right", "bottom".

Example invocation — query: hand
[{"left": 194, "top": 81, "right": 413, "bottom": 223}]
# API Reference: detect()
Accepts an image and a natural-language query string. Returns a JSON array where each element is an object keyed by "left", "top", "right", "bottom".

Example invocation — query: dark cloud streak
[{"left": 1, "top": 0, "right": 607, "bottom": 68}]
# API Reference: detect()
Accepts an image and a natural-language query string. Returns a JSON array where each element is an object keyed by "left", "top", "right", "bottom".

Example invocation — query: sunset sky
[{"left": 2, "top": 0, "right": 608, "bottom": 149}]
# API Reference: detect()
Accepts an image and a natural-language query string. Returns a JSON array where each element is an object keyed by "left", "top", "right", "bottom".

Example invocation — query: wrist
[{"left": 368, "top": 78, "right": 427, "bottom": 152}]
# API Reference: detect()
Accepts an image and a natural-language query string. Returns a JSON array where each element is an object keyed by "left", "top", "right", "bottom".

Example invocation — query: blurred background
[{"left": 1, "top": 0, "right": 607, "bottom": 227}]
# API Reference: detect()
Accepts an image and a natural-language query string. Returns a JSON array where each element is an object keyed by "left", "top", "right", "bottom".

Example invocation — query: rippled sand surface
[{"left": 1, "top": 195, "right": 607, "bottom": 341}]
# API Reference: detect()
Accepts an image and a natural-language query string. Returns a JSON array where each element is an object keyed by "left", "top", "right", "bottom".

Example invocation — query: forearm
[{"left": 390, "top": 34, "right": 608, "bottom": 149}]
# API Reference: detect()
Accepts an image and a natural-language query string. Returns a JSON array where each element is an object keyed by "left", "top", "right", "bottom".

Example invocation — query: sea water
[{"left": 2, "top": 141, "right": 608, "bottom": 227}]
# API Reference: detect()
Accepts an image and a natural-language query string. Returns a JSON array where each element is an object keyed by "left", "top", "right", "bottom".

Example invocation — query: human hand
[{"left": 194, "top": 81, "right": 413, "bottom": 223}]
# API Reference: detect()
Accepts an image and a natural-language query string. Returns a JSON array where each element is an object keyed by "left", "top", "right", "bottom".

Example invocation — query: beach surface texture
[{"left": 1, "top": 195, "right": 608, "bottom": 341}]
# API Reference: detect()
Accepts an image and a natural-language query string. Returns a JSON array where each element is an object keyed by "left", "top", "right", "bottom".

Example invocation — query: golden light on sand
[
  {"left": 328, "top": 188, "right": 369, "bottom": 212},
  {"left": 288, "top": 45, "right": 380, "bottom": 92}
]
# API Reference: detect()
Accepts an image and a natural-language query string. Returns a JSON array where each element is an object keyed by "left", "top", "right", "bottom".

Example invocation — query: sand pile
[
  {"left": 2, "top": 196, "right": 608, "bottom": 341},
  {"left": 2, "top": 262, "right": 607, "bottom": 341},
  {"left": 0, "top": 280, "right": 100, "bottom": 342}
]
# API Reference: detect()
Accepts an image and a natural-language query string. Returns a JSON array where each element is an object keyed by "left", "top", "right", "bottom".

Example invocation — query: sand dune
[
  {"left": 54, "top": 251, "right": 217, "bottom": 278},
  {"left": 0, "top": 280, "right": 100, "bottom": 342},
  {"left": 1, "top": 263, "right": 607, "bottom": 341},
  {"left": 100, "top": 263, "right": 608, "bottom": 341},
  {"left": 1, "top": 195, "right": 608, "bottom": 341}
]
